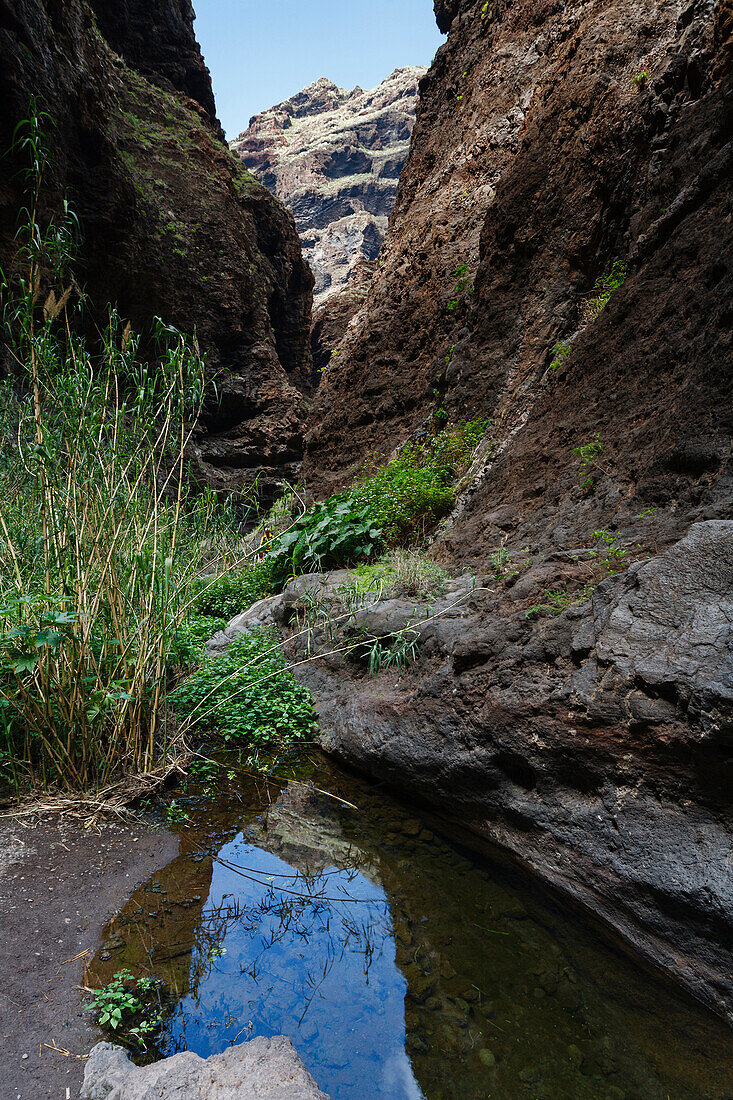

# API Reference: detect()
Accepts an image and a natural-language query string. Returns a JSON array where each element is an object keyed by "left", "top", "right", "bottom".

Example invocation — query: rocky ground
[
  {"left": 232, "top": 69, "right": 425, "bottom": 304},
  {"left": 210, "top": 519, "right": 733, "bottom": 1026},
  {"left": 0, "top": 818, "right": 178, "bottom": 1100}
]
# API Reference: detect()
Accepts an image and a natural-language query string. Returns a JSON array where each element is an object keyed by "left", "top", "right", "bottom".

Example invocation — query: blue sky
[{"left": 192, "top": 0, "right": 445, "bottom": 137}]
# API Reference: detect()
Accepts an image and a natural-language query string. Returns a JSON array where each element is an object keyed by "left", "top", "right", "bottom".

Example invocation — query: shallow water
[{"left": 91, "top": 752, "right": 733, "bottom": 1099}]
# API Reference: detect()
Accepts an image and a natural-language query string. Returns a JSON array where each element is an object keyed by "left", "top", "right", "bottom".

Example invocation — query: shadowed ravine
[{"left": 89, "top": 754, "right": 733, "bottom": 1100}]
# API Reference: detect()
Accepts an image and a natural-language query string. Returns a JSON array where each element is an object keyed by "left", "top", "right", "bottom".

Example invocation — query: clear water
[{"left": 91, "top": 752, "right": 733, "bottom": 1099}]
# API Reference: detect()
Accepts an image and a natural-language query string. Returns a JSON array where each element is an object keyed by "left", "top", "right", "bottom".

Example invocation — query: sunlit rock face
[{"left": 231, "top": 68, "right": 425, "bottom": 304}]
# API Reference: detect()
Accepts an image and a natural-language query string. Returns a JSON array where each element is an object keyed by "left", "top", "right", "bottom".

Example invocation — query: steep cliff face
[
  {"left": 0, "top": 0, "right": 313, "bottom": 501},
  {"left": 306, "top": 0, "right": 732, "bottom": 542},
  {"left": 87, "top": 0, "right": 220, "bottom": 126},
  {"left": 232, "top": 69, "right": 425, "bottom": 304},
  {"left": 297, "top": 0, "right": 733, "bottom": 1022}
]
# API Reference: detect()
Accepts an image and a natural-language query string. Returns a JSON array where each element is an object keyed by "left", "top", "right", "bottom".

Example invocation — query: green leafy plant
[
  {"left": 351, "top": 420, "right": 488, "bottom": 545},
  {"left": 87, "top": 970, "right": 163, "bottom": 1049},
  {"left": 268, "top": 496, "right": 382, "bottom": 588},
  {"left": 267, "top": 424, "right": 487, "bottom": 587},
  {"left": 632, "top": 71, "right": 649, "bottom": 88},
  {"left": 163, "top": 800, "right": 189, "bottom": 824},
  {"left": 448, "top": 263, "right": 475, "bottom": 312},
  {"left": 582, "top": 261, "right": 627, "bottom": 324},
  {"left": 526, "top": 584, "right": 594, "bottom": 619},
  {"left": 590, "top": 530, "right": 628, "bottom": 574},
  {"left": 171, "top": 627, "right": 316, "bottom": 747},
  {"left": 549, "top": 342, "right": 572, "bottom": 371},
  {"left": 186, "top": 756, "right": 221, "bottom": 791},
  {"left": 572, "top": 431, "right": 606, "bottom": 491},
  {"left": 192, "top": 561, "right": 274, "bottom": 621}
]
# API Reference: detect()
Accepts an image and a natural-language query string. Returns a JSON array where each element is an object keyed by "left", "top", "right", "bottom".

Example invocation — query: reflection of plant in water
[{"left": 182, "top": 853, "right": 393, "bottom": 1027}]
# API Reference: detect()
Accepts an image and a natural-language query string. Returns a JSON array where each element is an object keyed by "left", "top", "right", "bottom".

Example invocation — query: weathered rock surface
[
  {"left": 87, "top": 0, "right": 220, "bottom": 127},
  {"left": 81, "top": 1040, "right": 329, "bottom": 1099},
  {"left": 0, "top": 0, "right": 313, "bottom": 502},
  {"left": 232, "top": 69, "right": 425, "bottom": 304},
  {"left": 212, "top": 522, "right": 733, "bottom": 1023},
  {"left": 294, "top": 0, "right": 733, "bottom": 1024},
  {"left": 305, "top": 0, "right": 732, "bottom": 556}
]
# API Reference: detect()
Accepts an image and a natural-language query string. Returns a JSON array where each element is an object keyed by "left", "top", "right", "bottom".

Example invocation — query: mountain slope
[{"left": 232, "top": 69, "right": 425, "bottom": 304}]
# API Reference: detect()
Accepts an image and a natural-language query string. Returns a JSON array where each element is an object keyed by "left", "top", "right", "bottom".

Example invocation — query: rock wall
[
  {"left": 214, "top": 522, "right": 733, "bottom": 1024},
  {"left": 0, "top": 0, "right": 313, "bottom": 502},
  {"left": 294, "top": 0, "right": 733, "bottom": 1024},
  {"left": 87, "top": 0, "right": 220, "bottom": 126},
  {"left": 231, "top": 69, "right": 425, "bottom": 304},
  {"left": 305, "top": 0, "right": 732, "bottom": 548}
]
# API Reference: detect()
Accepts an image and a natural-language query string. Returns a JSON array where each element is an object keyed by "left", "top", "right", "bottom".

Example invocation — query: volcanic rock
[
  {"left": 258, "top": 523, "right": 733, "bottom": 1025},
  {"left": 0, "top": 0, "right": 313, "bottom": 503},
  {"left": 232, "top": 69, "right": 425, "bottom": 304},
  {"left": 81, "top": 1039, "right": 329, "bottom": 1099}
]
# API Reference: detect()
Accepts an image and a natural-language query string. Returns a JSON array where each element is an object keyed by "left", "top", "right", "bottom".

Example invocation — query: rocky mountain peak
[{"left": 231, "top": 67, "right": 426, "bottom": 303}]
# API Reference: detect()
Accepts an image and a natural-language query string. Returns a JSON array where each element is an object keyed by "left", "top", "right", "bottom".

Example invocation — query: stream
[{"left": 89, "top": 751, "right": 733, "bottom": 1099}]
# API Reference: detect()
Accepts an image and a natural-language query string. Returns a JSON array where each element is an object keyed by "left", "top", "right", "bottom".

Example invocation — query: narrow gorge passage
[{"left": 0, "top": 0, "right": 731, "bottom": 1097}]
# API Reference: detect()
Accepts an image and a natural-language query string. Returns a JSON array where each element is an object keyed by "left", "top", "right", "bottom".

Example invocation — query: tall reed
[{"left": 0, "top": 103, "right": 213, "bottom": 792}]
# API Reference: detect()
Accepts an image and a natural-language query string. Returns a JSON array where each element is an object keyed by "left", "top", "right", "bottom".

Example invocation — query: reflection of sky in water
[{"left": 164, "top": 833, "right": 425, "bottom": 1100}]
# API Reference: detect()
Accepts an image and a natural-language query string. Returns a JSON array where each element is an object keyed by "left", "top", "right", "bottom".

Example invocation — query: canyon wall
[
  {"left": 0, "top": 0, "right": 313, "bottom": 501},
  {"left": 294, "top": 0, "right": 733, "bottom": 1022},
  {"left": 232, "top": 69, "right": 425, "bottom": 305}
]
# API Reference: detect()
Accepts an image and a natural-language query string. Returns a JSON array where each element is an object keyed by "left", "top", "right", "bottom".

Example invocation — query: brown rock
[
  {"left": 0, "top": 0, "right": 313, "bottom": 502},
  {"left": 304, "top": 0, "right": 732, "bottom": 556}
]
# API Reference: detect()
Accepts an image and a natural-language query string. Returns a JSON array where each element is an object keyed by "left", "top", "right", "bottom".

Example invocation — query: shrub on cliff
[
  {"left": 267, "top": 420, "right": 488, "bottom": 584},
  {"left": 351, "top": 419, "right": 487, "bottom": 543}
]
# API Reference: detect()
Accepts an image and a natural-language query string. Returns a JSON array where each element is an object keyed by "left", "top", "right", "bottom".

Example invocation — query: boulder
[{"left": 80, "top": 1039, "right": 329, "bottom": 1100}]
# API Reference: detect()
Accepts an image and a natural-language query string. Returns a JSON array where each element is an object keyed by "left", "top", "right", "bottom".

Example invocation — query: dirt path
[{"left": 0, "top": 817, "right": 178, "bottom": 1099}]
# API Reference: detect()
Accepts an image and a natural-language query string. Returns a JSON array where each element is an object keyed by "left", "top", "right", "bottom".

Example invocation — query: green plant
[
  {"left": 581, "top": 260, "right": 627, "bottom": 324},
  {"left": 87, "top": 969, "right": 163, "bottom": 1049},
  {"left": 192, "top": 561, "right": 274, "bottom": 621},
  {"left": 632, "top": 71, "right": 649, "bottom": 87},
  {"left": 351, "top": 420, "right": 488, "bottom": 545},
  {"left": 448, "top": 263, "right": 474, "bottom": 312},
  {"left": 572, "top": 431, "right": 605, "bottom": 491},
  {"left": 362, "top": 625, "right": 421, "bottom": 675},
  {"left": 590, "top": 530, "right": 628, "bottom": 574},
  {"left": 549, "top": 342, "right": 572, "bottom": 371},
  {"left": 186, "top": 756, "right": 221, "bottom": 790},
  {"left": 635, "top": 506, "right": 660, "bottom": 553},
  {"left": 268, "top": 496, "right": 382, "bottom": 587},
  {"left": 266, "top": 423, "right": 486, "bottom": 586},
  {"left": 0, "top": 104, "right": 224, "bottom": 792},
  {"left": 526, "top": 584, "right": 594, "bottom": 619},
  {"left": 340, "top": 551, "right": 447, "bottom": 607},
  {"left": 171, "top": 627, "right": 316, "bottom": 747},
  {"left": 163, "top": 800, "right": 189, "bottom": 823}
]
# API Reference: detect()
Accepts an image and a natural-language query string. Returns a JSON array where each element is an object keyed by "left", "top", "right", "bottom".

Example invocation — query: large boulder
[
  {"left": 81, "top": 1039, "right": 329, "bottom": 1100},
  {"left": 279, "top": 524, "right": 733, "bottom": 1024}
]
